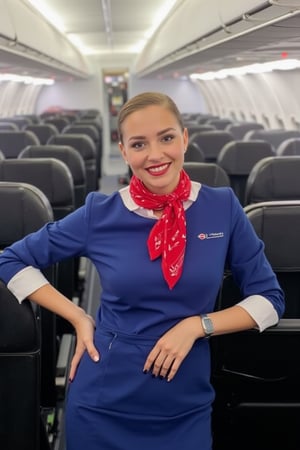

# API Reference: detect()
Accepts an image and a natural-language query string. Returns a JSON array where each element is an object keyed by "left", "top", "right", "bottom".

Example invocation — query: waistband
[{"left": 95, "top": 325, "right": 160, "bottom": 345}]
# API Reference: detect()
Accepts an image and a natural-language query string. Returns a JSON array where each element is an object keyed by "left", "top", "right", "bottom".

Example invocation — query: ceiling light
[{"left": 190, "top": 59, "right": 300, "bottom": 80}]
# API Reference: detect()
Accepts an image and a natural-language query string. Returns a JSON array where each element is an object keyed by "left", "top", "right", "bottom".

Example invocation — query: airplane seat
[
  {"left": 244, "top": 129, "right": 300, "bottom": 152},
  {"left": 186, "top": 125, "right": 216, "bottom": 136},
  {"left": 19, "top": 145, "right": 87, "bottom": 209},
  {"left": 43, "top": 116, "right": 70, "bottom": 132},
  {"left": 196, "top": 115, "right": 218, "bottom": 124},
  {"left": 212, "top": 200, "right": 300, "bottom": 450},
  {"left": 19, "top": 145, "right": 87, "bottom": 292},
  {"left": 206, "top": 118, "right": 234, "bottom": 130},
  {"left": 0, "top": 130, "right": 40, "bottom": 158},
  {"left": 0, "top": 117, "right": 33, "bottom": 129},
  {"left": 25, "top": 123, "right": 59, "bottom": 144},
  {"left": 62, "top": 123, "right": 102, "bottom": 179},
  {"left": 189, "top": 130, "right": 234, "bottom": 162},
  {"left": 48, "top": 133, "right": 98, "bottom": 193},
  {"left": 276, "top": 137, "right": 300, "bottom": 155},
  {"left": 184, "top": 142, "right": 205, "bottom": 162},
  {"left": 244, "top": 156, "right": 300, "bottom": 205},
  {"left": 0, "top": 158, "right": 76, "bottom": 301},
  {"left": 0, "top": 282, "right": 43, "bottom": 450},
  {"left": 216, "top": 140, "right": 274, "bottom": 205},
  {"left": 226, "top": 122, "right": 264, "bottom": 139},
  {"left": 183, "top": 162, "right": 230, "bottom": 187},
  {"left": 0, "top": 122, "right": 19, "bottom": 131},
  {"left": 0, "top": 181, "right": 54, "bottom": 450}
]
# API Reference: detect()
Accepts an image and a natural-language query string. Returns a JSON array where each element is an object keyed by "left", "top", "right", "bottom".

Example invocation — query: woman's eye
[
  {"left": 131, "top": 142, "right": 144, "bottom": 149},
  {"left": 162, "top": 134, "right": 174, "bottom": 142}
]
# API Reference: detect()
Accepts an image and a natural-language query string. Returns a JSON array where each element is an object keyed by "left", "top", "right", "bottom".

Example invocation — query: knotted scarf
[{"left": 129, "top": 170, "right": 191, "bottom": 289}]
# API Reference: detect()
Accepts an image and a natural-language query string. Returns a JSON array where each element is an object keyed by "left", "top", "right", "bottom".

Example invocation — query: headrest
[
  {"left": 183, "top": 162, "right": 230, "bottom": 187},
  {"left": 0, "top": 131, "right": 40, "bottom": 158},
  {"left": 245, "top": 201, "right": 300, "bottom": 270},
  {"left": 0, "top": 158, "right": 74, "bottom": 207},
  {"left": 48, "top": 134, "right": 96, "bottom": 159},
  {"left": 0, "top": 181, "right": 53, "bottom": 246},
  {"left": 19, "top": 145, "right": 86, "bottom": 185},
  {"left": 245, "top": 156, "right": 300, "bottom": 204},
  {"left": 277, "top": 138, "right": 300, "bottom": 156},
  {"left": 217, "top": 140, "right": 274, "bottom": 174}
]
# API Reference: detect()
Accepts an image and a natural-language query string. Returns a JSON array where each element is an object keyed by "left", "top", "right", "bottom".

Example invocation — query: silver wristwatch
[{"left": 200, "top": 314, "right": 214, "bottom": 337}]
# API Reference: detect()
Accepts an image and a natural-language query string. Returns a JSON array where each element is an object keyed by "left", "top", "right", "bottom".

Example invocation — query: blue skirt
[{"left": 66, "top": 328, "right": 214, "bottom": 450}]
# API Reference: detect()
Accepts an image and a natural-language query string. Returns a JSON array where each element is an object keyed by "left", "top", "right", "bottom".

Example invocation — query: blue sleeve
[
  {"left": 0, "top": 192, "right": 96, "bottom": 284},
  {"left": 226, "top": 189, "right": 285, "bottom": 319}
]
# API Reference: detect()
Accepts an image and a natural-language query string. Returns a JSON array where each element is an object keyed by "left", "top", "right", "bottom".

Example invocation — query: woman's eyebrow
[{"left": 128, "top": 127, "right": 176, "bottom": 142}]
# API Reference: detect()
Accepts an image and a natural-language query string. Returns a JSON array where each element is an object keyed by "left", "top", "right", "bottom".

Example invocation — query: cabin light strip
[
  {"left": 190, "top": 59, "right": 300, "bottom": 80},
  {"left": 0, "top": 74, "right": 54, "bottom": 85}
]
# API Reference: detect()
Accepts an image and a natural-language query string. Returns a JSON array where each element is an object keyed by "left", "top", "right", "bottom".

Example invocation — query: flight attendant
[{"left": 0, "top": 92, "right": 284, "bottom": 449}]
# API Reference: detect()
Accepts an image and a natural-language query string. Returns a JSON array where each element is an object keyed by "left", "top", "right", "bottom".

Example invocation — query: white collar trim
[{"left": 119, "top": 181, "right": 201, "bottom": 216}]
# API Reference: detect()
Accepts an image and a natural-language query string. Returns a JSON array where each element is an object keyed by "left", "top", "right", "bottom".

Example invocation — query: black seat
[
  {"left": 0, "top": 158, "right": 75, "bottom": 300},
  {"left": 48, "top": 134, "right": 98, "bottom": 192},
  {"left": 206, "top": 118, "right": 234, "bottom": 130},
  {"left": 0, "top": 117, "right": 32, "bottom": 129},
  {"left": 43, "top": 116, "right": 70, "bottom": 132},
  {"left": 212, "top": 200, "right": 300, "bottom": 450},
  {"left": 277, "top": 137, "right": 300, "bottom": 156},
  {"left": 63, "top": 123, "right": 102, "bottom": 179},
  {"left": 217, "top": 140, "right": 274, "bottom": 205},
  {"left": 244, "top": 129, "right": 300, "bottom": 152},
  {"left": 0, "top": 131, "right": 40, "bottom": 158},
  {"left": 0, "top": 181, "right": 54, "bottom": 450},
  {"left": 226, "top": 122, "right": 264, "bottom": 139},
  {"left": 184, "top": 142, "right": 205, "bottom": 162},
  {"left": 0, "top": 122, "right": 19, "bottom": 131},
  {"left": 189, "top": 130, "right": 234, "bottom": 162},
  {"left": 183, "top": 162, "right": 230, "bottom": 187},
  {"left": 25, "top": 123, "right": 58, "bottom": 144},
  {"left": 245, "top": 156, "right": 300, "bottom": 205},
  {"left": 19, "top": 145, "right": 87, "bottom": 209}
]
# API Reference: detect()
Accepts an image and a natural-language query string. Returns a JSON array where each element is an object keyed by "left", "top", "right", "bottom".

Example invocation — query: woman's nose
[{"left": 148, "top": 143, "right": 162, "bottom": 159}]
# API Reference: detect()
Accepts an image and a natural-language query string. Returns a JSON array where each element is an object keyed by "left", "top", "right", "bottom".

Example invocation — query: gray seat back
[
  {"left": 217, "top": 140, "right": 274, "bottom": 205},
  {"left": 19, "top": 145, "right": 86, "bottom": 209},
  {"left": 245, "top": 156, "right": 300, "bottom": 205},
  {"left": 183, "top": 162, "right": 230, "bottom": 187},
  {"left": 0, "top": 131, "right": 40, "bottom": 158}
]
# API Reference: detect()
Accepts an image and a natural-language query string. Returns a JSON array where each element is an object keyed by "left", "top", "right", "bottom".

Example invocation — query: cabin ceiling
[{"left": 1, "top": 1, "right": 300, "bottom": 80}]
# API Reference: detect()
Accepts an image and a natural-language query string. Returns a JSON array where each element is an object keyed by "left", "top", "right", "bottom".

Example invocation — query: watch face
[{"left": 202, "top": 315, "right": 214, "bottom": 336}]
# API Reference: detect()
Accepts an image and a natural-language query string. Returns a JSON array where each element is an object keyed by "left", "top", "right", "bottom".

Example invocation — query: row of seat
[
  {"left": 185, "top": 115, "right": 300, "bottom": 449},
  {"left": 212, "top": 199, "right": 300, "bottom": 450},
  {"left": 0, "top": 113, "right": 103, "bottom": 450},
  {"left": 0, "top": 182, "right": 56, "bottom": 450}
]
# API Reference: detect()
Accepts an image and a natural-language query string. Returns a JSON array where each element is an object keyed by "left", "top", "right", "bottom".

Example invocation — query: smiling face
[{"left": 119, "top": 104, "right": 188, "bottom": 194}]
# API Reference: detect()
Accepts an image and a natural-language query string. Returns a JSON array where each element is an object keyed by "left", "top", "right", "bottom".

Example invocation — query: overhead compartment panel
[
  {"left": 134, "top": 0, "right": 300, "bottom": 76},
  {"left": 0, "top": 0, "right": 91, "bottom": 79}
]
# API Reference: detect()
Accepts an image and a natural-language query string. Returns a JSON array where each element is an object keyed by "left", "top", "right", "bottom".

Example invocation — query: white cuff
[
  {"left": 7, "top": 266, "right": 50, "bottom": 304},
  {"left": 237, "top": 295, "right": 279, "bottom": 332}
]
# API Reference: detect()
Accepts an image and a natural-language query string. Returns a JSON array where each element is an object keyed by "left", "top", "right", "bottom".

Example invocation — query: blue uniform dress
[{"left": 0, "top": 185, "right": 284, "bottom": 450}]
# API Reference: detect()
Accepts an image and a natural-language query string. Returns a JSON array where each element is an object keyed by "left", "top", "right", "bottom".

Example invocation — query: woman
[{"left": 0, "top": 92, "right": 284, "bottom": 449}]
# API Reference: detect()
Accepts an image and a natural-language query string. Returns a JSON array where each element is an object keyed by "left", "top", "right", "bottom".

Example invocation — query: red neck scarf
[{"left": 129, "top": 170, "right": 192, "bottom": 289}]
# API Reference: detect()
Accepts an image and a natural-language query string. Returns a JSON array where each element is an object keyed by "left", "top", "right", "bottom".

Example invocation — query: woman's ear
[
  {"left": 183, "top": 128, "right": 189, "bottom": 153},
  {"left": 119, "top": 141, "right": 127, "bottom": 162}
]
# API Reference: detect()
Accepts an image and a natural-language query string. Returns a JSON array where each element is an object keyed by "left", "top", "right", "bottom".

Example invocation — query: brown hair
[{"left": 118, "top": 92, "right": 184, "bottom": 144}]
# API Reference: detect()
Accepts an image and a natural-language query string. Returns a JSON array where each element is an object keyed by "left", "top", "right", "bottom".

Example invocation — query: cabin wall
[
  {"left": 129, "top": 75, "right": 206, "bottom": 113},
  {"left": 35, "top": 75, "right": 103, "bottom": 114},
  {"left": 193, "top": 69, "right": 300, "bottom": 130}
]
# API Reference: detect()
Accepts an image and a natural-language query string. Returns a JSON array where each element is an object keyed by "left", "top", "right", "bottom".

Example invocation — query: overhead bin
[
  {"left": 134, "top": 0, "right": 300, "bottom": 76},
  {"left": 0, "top": 0, "right": 91, "bottom": 79}
]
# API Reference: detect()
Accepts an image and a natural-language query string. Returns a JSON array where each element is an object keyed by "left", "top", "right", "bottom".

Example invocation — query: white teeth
[{"left": 148, "top": 164, "right": 168, "bottom": 173}]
